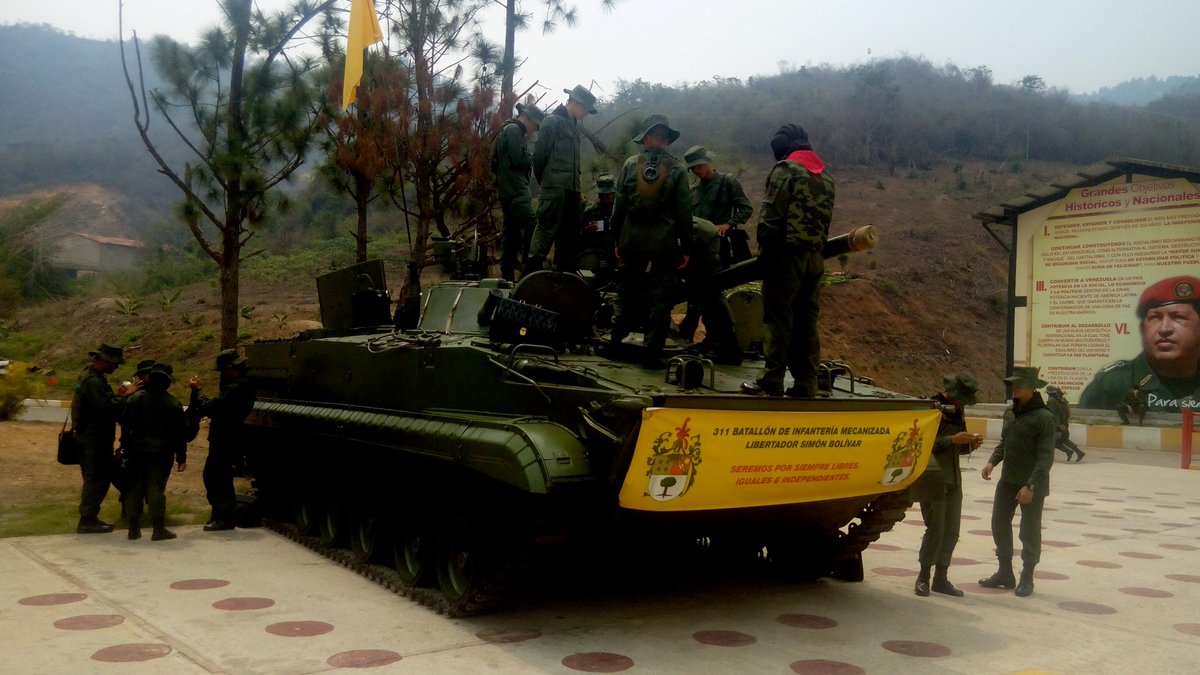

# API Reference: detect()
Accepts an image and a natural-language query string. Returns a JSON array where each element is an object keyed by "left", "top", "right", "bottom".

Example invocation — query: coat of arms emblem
[
  {"left": 881, "top": 418, "right": 923, "bottom": 485},
  {"left": 645, "top": 417, "right": 702, "bottom": 501}
]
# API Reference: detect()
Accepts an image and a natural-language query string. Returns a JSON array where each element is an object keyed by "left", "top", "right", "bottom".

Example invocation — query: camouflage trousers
[{"left": 760, "top": 249, "right": 824, "bottom": 395}]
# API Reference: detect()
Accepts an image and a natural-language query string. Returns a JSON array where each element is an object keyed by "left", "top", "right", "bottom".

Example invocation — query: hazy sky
[{"left": 6, "top": 0, "right": 1200, "bottom": 101}]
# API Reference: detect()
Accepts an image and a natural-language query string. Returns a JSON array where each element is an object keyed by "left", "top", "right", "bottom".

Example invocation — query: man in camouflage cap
[
  {"left": 683, "top": 145, "right": 753, "bottom": 267},
  {"left": 608, "top": 114, "right": 694, "bottom": 369},
  {"left": 529, "top": 84, "right": 598, "bottom": 272},
  {"left": 1079, "top": 275, "right": 1200, "bottom": 414},
  {"left": 491, "top": 101, "right": 545, "bottom": 281},
  {"left": 72, "top": 344, "right": 136, "bottom": 533},
  {"left": 189, "top": 349, "right": 255, "bottom": 531},
  {"left": 741, "top": 124, "right": 835, "bottom": 397},
  {"left": 577, "top": 172, "right": 617, "bottom": 282}
]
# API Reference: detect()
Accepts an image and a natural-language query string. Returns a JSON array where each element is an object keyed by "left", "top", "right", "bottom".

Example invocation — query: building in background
[{"left": 51, "top": 232, "right": 145, "bottom": 277}]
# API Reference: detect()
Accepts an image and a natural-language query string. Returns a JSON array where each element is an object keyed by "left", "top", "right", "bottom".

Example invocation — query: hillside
[{"left": 1, "top": 159, "right": 1066, "bottom": 405}]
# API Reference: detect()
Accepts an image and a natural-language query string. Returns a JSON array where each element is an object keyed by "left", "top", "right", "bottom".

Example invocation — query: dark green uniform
[
  {"left": 121, "top": 386, "right": 188, "bottom": 531},
  {"left": 72, "top": 366, "right": 127, "bottom": 519},
  {"left": 1046, "top": 393, "right": 1082, "bottom": 458},
  {"left": 986, "top": 393, "right": 1056, "bottom": 566},
  {"left": 755, "top": 154, "right": 835, "bottom": 396},
  {"left": 1079, "top": 353, "right": 1200, "bottom": 414},
  {"left": 191, "top": 375, "right": 255, "bottom": 526},
  {"left": 680, "top": 217, "right": 739, "bottom": 364},
  {"left": 530, "top": 106, "right": 583, "bottom": 269},
  {"left": 919, "top": 393, "right": 968, "bottom": 567},
  {"left": 492, "top": 118, "right": 536, "bottom": 281},
  {"left": 577, "top": 199, "right": 615, "bottom": 283},
  {"left": 690, "top": 171, "right": 753, "bottom": 266},
  {"left": 610, "top": 147, "right": 694, "bottom": 362}
]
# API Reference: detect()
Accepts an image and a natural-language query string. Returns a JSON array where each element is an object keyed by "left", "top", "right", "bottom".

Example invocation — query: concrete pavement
[{"left": 2, "top": 445, "right": 1199, "bottom": 674}]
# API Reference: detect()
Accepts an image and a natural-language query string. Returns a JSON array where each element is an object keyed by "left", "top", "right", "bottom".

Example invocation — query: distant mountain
[{"left": 1076, "top": 74, "right": 1200, "bottom": 106}]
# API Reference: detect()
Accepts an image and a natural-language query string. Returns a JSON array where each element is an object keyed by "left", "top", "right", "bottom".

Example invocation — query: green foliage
[
  {"left": 0, "top": 328, "right": 44, "bottom": 361},
  {"left": 0, "top": 193, "right": 71, "bottom": 305},
  {"left": 954, "top": 164, "right": 967, "bottom": 191},
  {"left": 158, "top": 288, "right": 183, "bottom": 313},
  {"left": 123, "top": 332, "right": 140, "bottom": 345},
  {"left": 199, "top": 330, "right": 215, "bottom": 342},
  {"left": 115, "top": 295, "right": 144, "bottom": 316},
  {"left": 239, "top": 305, "right": 255, "bottom": 320},
  {"left": 875, "top": 180, "right": 886, "bottom": 190},
  {"left": 0, "top": 361, "right": 48, "bottom": 420},
  {"left": 837, "top": 253, "right": 851, "bottom": 273},
  {"left": 180, "top": 312, "right": 206, "bottom": 327},
  {"left": 877, "top": 279, "right": 902, "bottom": 296},
  {"left": 272, "top": 311, "right": 290, "bottom": 328}
]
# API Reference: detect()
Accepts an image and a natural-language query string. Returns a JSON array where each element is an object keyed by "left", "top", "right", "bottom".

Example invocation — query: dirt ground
[{"left": 0, "top": 420, "right": 218, "bottom": 536}]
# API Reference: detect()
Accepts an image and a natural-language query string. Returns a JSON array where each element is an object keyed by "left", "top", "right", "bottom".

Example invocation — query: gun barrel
[{"left": 710, "top": 224, "right": 878, "bottom": 292}]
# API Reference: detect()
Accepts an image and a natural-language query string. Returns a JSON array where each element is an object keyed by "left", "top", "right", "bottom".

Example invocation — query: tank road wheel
[
  {"left": 294, "top": 492, "right": 323, "bottom": 535},
  {"left": 436, "top": 514, "right": 488, "bottom": 610},
  {"left": 319, "top": 492, "right": 351, "bottom": 548},
  {"left": 391, "top": 509, "right": 432, "bottom": 588},
  {"left": 350, "top": 501, "right": 386, "bottom": 563}
]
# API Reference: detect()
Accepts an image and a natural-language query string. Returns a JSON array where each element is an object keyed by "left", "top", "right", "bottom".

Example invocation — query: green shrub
[
  {"left": 0, "top": 361, "right": 48, "bottom": 420},
  {"left": 877, "top": 279, "right": 902, "bottom": 296}
]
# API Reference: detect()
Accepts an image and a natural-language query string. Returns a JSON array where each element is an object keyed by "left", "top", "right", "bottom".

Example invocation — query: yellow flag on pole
[{"left": 342, "top": 0, "right": 385, "bottom": 110}]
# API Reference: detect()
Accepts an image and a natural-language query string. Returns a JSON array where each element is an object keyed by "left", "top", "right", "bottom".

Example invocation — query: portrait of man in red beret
[{"left": 1079, "top": 276, "right": 1200, "bottom": 414}]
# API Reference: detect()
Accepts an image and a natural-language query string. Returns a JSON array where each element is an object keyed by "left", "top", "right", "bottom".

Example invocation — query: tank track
[
  {"left": 265, "top": 519, "right": 530, "bottom": 618},
  {"left": 836, "top": 489, "right": 912, "bottom": 559}
]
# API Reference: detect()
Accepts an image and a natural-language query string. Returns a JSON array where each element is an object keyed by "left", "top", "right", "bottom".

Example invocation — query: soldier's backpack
[{"left": 632, "top": 152, "right": 674, "bottom": 212}]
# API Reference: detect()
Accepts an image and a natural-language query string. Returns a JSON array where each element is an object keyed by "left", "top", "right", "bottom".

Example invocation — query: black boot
[
  {"left": 76, "top": 516, "right": 115, "bottom": 534},
  {"left": 127, "top": 517, "right": 141, "bottom": 540},
  {"left": 1074, "top": 449, "right": 1086, "bottom": 462},
  {"left": 152, "top": 527, "right": 177, "bottom": 541},
  {"left": 932, "top": 565, "right": 964, "bottom": 597},
  {"left": 1015, "top": 565, "right": 1036, "bottom": 597},
  {"left": 978, "top": 558, "right": 1016, "bottom": 589},
  {"left": 914, "top": 565, "right": 931, "bottom": 596}
]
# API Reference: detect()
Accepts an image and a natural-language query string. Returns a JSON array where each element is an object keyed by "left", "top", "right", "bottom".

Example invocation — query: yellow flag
[{"left": 342, "top": 0, "right": 385, "bottom": 110}]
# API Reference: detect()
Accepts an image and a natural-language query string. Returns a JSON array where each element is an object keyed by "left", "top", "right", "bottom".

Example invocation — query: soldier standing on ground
[
  {"left": 915, "top": 373, "right": 982, "bottom": 598},
  {"left": 72, "top": 344, "right": 136, "bottom": 534},
  {"left": 189, "top": 349, "right": 256, "bottom": 532},
  {"left": 741, "top": 124, "right": 835, "bottom": 397},
  {"left": 121, "top": 364, "right": 189, "bottom": 541},
  {"left": 491, "top": 102, "right": 544, "bottom": 281},
  {"left": 979, "top": 366, "right": 1057, "bottom": 598},
  {"left": 608, "top": 114, "right": 694, "bottom": 369},
  {"left": 528, "top": 84, "right": 597, "bottom": 272},
  {"left": 115, "top": 358, "right": 157, "bottom": 517},
  {"left": 1045, "top": 385, "right": 1084, "bottom": 462}
]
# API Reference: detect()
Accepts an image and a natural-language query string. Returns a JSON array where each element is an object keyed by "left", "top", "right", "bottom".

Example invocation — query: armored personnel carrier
[{"left": 243, "top": 225, "right": 941, "bottom": 616}]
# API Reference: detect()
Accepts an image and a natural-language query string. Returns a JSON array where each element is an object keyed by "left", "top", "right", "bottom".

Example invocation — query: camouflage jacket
[
  {"left": 532, "top": 106, "right": 581, "bottom": 192},
  {"left": 756, "top": 154, "right": 835, "bottom": 253},
  {"left": 1078, "top": 353, "right": 1200, "bottom": 412},
  {"left": 691, "top": 171, "right": 752, "bottom": 229},
  {"left": 71, "top": 366, "right": 126, "bottom": 447},
  {"left": 610, "top": 148, "right": 694, "bottom": 258},
  {"left": 987, "top": 392, "right": 1056, "bottom": 494},
  {"left": 121, "top": 389, "right": 188, "bottom": 464},
  {"left": 491, "top": 119, "right": 533, "bottom": 206}
]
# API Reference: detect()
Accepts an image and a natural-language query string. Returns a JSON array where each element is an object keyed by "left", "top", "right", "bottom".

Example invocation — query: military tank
[{"left": 243, "top": 225, "right": 941, "bottom": 616}]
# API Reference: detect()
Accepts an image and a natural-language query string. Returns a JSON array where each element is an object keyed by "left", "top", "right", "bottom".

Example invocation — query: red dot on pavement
[
  {"left": 881, "top": 640, "right": 951, "bottom": 657},
  {"left": 693, "top": 630, "right": 757, "bottom": 647},
  {"left": 19, "top": 593, "right": 87, "bottom": 606},
  {"left": 1160, "top": 543, "right": 1199, "bottom": 551},
  {"left": 1166, "top": 574, "right": 1200, "bottom": 583},
  {"left": 54, "top": 615, "right": 125, "bottom": 630},
  {"left": 1077, "top": 560, "right": 1122, "bottom": 569},
  {"left": 327, "top": 650, "right": 403, "bottom": 668},
  {"left": 790, "top": 659, "right": 867, "bottom": 674},
  {"left": 1034, "top": 571, "right": 1069, "bottom": 581},
  {"left": 91, "top": 643, "right": 172, "bottom": 662},
  {"left": 869, "top": 543, "right": 902, "bottom": 551},
  {"left": 213, "top": 597, "right": 275, "bottom": 611},
  {"left": 777, "top": 613, "right": 839, "bottom": 629},
  {"left": 476, "top": 628, "right": 543, "bottom": 643},
  {"left": 1058, "top": 601, "right": 1116, "bottom": 615},
  {"left": 1120, "top": 587, "right": 1173, "bottom": 598},
  {"left": 170, "top": 579, "right": 230, "bottom": 590},
  {"left": 1119, "top": 551, "right": 1163, "bottom": 560},
  {"left": 1175, "top": 624, "right": 1200, "bottom": 637},
  {"left": 871, "top": 567, "right": 917, "bottom": 577},
  {"left": 561, "top": 652, "right": 635, "bottom": 672},
  {"left": 266, "top": 621, "right": 334, "bottom": 637}
]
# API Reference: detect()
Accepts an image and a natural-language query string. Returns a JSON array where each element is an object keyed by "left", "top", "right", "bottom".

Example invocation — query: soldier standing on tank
[
  {"left": 979, "top": 366, "right": 1057, "bottom": 598},
  {"left": 528, "top": 84, "right": 597, "bottom": 272},
  {"left": 915, "top": 373, "right": 983, "bottom": 598},
  {"left": 741, "top": 124, "right": 835, "bottom": 397},
  {"left": 684, "top": 145, "right": 753, "bottom": 268},
  {"left": 608, "top": 114, "right": 693, "bottom": 369},
  {"left": 683, "top": 216, "right": 741, "bottom": 365},
  {"left": 492, "top": 102, "right": 544, "bottom": 281},
  {"left": 189, "top": 349, "right": 255, "bottom": 532},
  {"left": 72, "top": 344, "right": 137, "bottom": 534},
  {"left": 121, "top": 364, "right": 189, "bottom": 541},
  {"left": 578, "top": 173, "right": 617, "bottom": 283},
  {"left": 1045, "top": 385, "right": 1084, "bottom": 462}
]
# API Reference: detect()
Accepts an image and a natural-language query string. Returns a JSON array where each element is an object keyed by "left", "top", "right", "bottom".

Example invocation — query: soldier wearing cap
[
  {"left": 1079, "top": 275, "right": 1200, "bottom": 414},
  {"left": 71, "top": 344, "right": 137, "bottom": 533},
  {"left": 491, "top": 101, "right": 545, "bottom": 281},
  {"left": 1045, "top": 385, "right": 1084, "bottom": 461},
  {"left": 529, "top": 84, "right": 597, "bottom": 272},
  {"left": 742, "top": 124, "right": 835, "bottom": 397},
  {"left": 680, "top": 216, "right": 741, "bottom": 364},
  {"left": 683, "top": 145, "right": 753, "bottom": 267},
  {"left": 189, "top": 349, "right": 256, "bottom": 531},
  {"left": 577, "top": 173, "right": 617, "bottom": 282},
  {"left": 608, "top": 114, "right": 694, "bottom": 368},
  {"left": 914, "top": 373, "right": 982, "bottom": 598},
  {"left": 980, "top": 366, "right": 1057, "bottom": 598},
  {"left": 121, "top": 364, "right": 190, "bottom": 541}
]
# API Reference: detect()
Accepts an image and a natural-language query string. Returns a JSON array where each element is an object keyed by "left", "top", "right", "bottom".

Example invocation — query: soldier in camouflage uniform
[
  {"left": 491, "top": 102, "right": 544, "bottom": 281},
  {"left": 577, "top": 173, "right": 617, "bottom": 284},
  {"left": 1079, "top": 275, "right": 1200, "bottom": 414},
  {"left": 71, "top": 344, "right": 136, "bottom": 533},
  {"left": 121, "top": 363, "right": 189, "bottom": 541},
  {"left": 529, "top": 84, "right": 597, "bottom": 272},
  {"left": 684, "top": 145, "right": 753, "bottom": 267},
  {"left": 741, "top": 124, "right": 835, "bottom": 397},
  {"left": 189, "top": 349, "right": 256, "bottom": 531},
  {"left": 609, "top": 114, "right": 694, "bottom": 369}
]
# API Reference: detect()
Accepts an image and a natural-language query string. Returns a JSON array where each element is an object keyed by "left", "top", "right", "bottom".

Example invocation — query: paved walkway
[{"left": 2, "top": 446, "right": 1198, "bottom": 674}]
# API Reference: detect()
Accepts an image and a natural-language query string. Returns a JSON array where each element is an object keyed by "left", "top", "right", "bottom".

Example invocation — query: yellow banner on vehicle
[{"left": 618, "top": 407, "right": 941, "bottom": 512}]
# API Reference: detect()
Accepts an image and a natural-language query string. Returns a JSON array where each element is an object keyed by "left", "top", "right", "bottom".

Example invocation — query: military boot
[
  {"left": 914, "top": 565, "right": 931, "bottom": 597},
  {"left": 1015, "top": 565, "right": 1036, "bottom": 597},
  {"left": 76, "top": 516, "right": 115, "bottom": 534},
  {"left": 978, "top": 558, "right": 1016, "bottom": 589},
  {"left": 152, "top": 528, "right": 177, "bottom": 541},
  {"left": 127, "top": 518, "right": 141, "bottom": 541},
  {"left": 932, "top": 565, "right": 964, "bottom": 597}
]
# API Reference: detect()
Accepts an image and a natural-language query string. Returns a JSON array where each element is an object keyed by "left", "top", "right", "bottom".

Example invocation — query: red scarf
[{"left": 786, "top": 149, "right": 825, "bottom": 175}]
